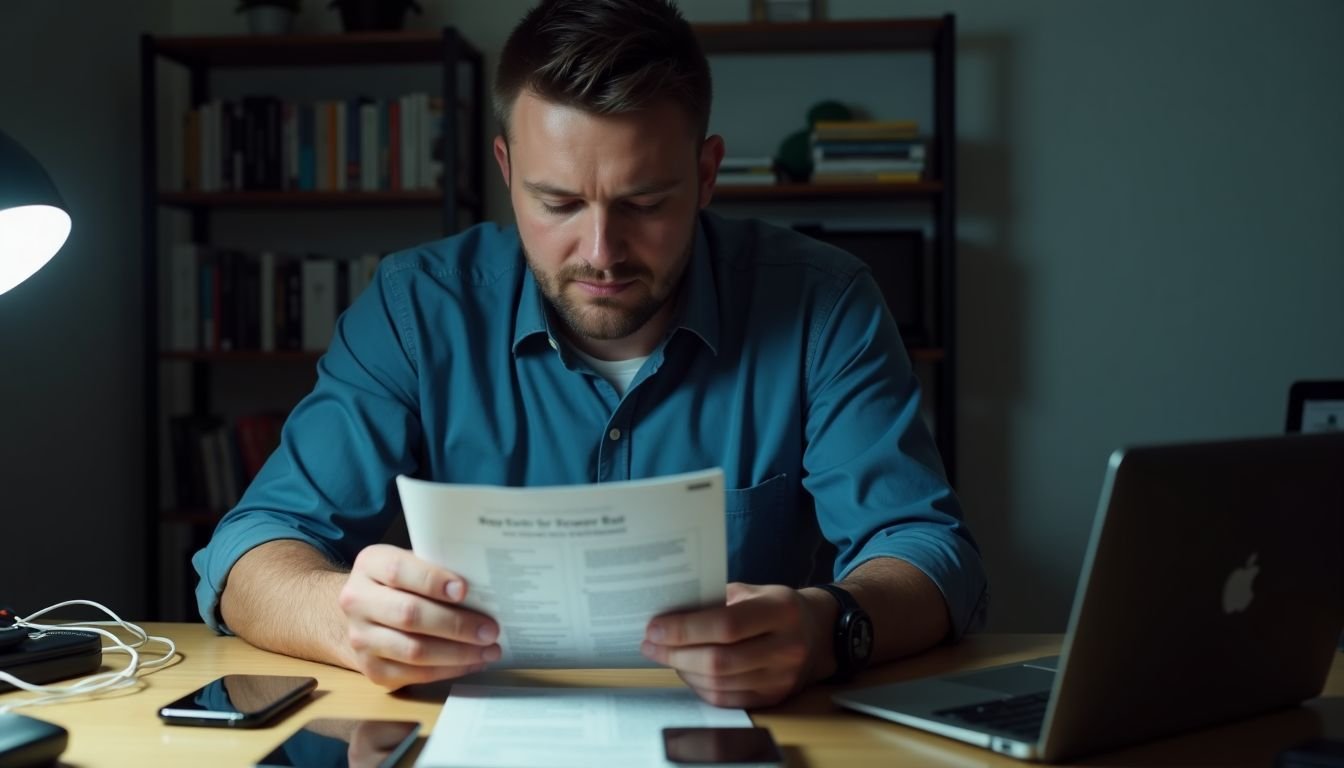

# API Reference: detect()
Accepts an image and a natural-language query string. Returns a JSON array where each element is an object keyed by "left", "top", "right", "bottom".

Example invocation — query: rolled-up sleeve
[
  {"left": 192, "top": 261, "right": 423, "bottom": 633},
  {"left": 801, "top": 267, "right": 988, "bottom": 639}
]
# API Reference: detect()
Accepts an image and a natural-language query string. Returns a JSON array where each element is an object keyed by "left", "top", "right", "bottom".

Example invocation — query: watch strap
[{"left": 815, "top": 583, "right": 867, "bottom": 682}]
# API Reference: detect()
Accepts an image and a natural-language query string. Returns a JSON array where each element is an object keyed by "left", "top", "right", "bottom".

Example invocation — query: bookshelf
[
  {"left": 140, "top": 29, "right": 485, "bottom": 620},
  {"left": 696, "top": 15, "right": 960, "bottom": 484}
]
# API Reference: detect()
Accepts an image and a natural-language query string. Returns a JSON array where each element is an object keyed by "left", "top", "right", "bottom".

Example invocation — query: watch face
[{"left": 847, "top": 614, "right": 874, "bottom": 662}]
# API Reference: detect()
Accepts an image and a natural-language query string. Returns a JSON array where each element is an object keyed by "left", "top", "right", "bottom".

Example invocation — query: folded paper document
[
  {"left": 398, "top": 468, "right": 727, "bottom": 668},
  {"left": 416, "top": 684, "right": 751, "bottom": 768}
]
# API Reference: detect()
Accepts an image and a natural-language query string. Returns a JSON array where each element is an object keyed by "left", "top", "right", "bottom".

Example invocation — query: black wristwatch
[{"left": 815, "top": 583, "right": 873, "bottom": 683}]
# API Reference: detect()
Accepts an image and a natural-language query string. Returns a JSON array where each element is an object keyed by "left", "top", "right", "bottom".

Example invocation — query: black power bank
[
  {"left": 0, "top": 713, "right": 68, "bottom": 767},
  {"left": 0, "top": 629, "right": 102, "bottom": 692}
]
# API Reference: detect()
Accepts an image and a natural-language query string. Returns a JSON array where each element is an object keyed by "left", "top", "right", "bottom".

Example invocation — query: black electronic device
[
  {"left": 1276, "top": 738, "right": 1344, "bottom": 768},
  {"left": 792, "top": 225, "right": 928, "bottom": 345},
  {"left": 0, "top": 628, "right": 102, "bottom": 693},
  {"left": 158, "top": 674, "right": 317, "bottom": 728},
  {"left": 662, "top": 727, "right": 784, "bottom": 768},
  {"left": 0, "top": 713, "right": 68, "bottom": 768},
  {"left": 255, "top": 718, "right": 420, "bottom": 768}
]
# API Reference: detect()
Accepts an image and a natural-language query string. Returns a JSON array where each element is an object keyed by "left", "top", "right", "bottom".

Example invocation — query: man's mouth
[{"left": 573, "top": 279, "right": 636, "bottom": 297}]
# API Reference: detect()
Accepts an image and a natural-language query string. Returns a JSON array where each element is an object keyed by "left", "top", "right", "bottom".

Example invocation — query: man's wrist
[{"left": 800, "top": 586, "right": 841, "bottom": 684}]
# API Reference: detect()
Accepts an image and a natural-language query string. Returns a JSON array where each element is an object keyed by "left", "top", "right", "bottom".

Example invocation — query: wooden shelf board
[
  {"left": 158, "top": 190, "right": 474, "bottom": 209},
  {"left": 151, "top": 30, "right": 481, "bottom": 68},
  {"left": 693, "top": 18, "right": 945, "bottom": 54},
  {"left": 908, "top": 347, "right": 946, "bottom": 363},
  {"left": 162, "top": 347, "right": 943, "bottom": 363},
  {"left": 715, "top": 181, "right": 942, "bottom": 201},
  {"left": 161, "top": 351, "right": 320, "bottom": 363}
]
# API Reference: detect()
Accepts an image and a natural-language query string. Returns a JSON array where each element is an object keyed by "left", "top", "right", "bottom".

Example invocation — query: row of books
[
  {"left": 166, "top": 244, "right": 383, "bottom": 354},
  {"left": 181, "top": 93, "right": 461, "bottom": 193},
  {"left": 810, "top": 120, "right": 927, "bottom": 184},
  {"left": 719, "top": 156, "right": 778, "bottom": 187},
  {"left": 169, "top": 412, "right": 283, "bottom": 513}
]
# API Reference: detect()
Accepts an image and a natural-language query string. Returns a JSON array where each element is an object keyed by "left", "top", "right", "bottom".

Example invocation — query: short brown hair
[{"left": 494, "top": 0, "right": 713, "bottom": 141}]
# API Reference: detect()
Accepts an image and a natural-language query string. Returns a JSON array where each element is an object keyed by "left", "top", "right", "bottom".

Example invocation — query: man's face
[{"left": 494, "top": 92, "right": 723, "bottom": 356}]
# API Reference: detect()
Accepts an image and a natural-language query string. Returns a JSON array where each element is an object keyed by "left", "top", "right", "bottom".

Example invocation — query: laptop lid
[
  {"left": 833, "top": 433, "right": 1344, "bottom": 763},
  {"left": 1038, "top": 432, "right": 1344, "bottom": 761}
]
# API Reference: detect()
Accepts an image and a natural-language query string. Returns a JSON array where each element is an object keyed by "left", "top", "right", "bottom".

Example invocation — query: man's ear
[
  {"left": 697, "top": 134, "right": 726, "bottom": 209},
  {"left": 493, "top": 135, "right": 511, "bottom": 188}
]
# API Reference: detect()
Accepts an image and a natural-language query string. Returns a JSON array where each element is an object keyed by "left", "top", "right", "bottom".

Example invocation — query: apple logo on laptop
[{"left": 1222, "top": 553, "right": 1259, "bottom": 614}]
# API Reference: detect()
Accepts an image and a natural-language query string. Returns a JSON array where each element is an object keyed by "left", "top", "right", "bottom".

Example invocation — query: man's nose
[{"left": 584, "top": 208, "right": 625, "bottom": 272}]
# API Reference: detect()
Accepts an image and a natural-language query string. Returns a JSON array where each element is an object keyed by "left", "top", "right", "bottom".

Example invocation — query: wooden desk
[{"left": 2, "top": 624, "right": 1340, "bottom": 766}]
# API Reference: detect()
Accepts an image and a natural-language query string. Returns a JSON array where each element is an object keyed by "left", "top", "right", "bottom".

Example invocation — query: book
[{"left": 301, "top": 258, "right": 338, "bottom": 352}]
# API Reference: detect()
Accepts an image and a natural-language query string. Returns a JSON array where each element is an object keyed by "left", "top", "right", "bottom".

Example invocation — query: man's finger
[
  {"left": 675, "top": 667, "right": 796, "bottom": 695},
  {"left": 641, "top": 631, "right": 798, "bottom": 677},
  {"left": 349, "top": 623, "right": 501, "bottom": 668},
  {"left": 360, "top": 656, "right": 487, "bottom": 690},
  {"left": 646, "top": 594, "right": 785, "bottom": 646},
  {"left": 355, "top": 544, "right": 468, "bottom": 602},
  {"left": 352, "top": 581, "right": 499, "bottom": 646}
]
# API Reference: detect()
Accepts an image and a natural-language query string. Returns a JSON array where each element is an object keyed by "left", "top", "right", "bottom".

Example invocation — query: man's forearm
[
  {"left": 802, "top": 557, "right": 952, "bottom": 681},
  {"left": 219, "top": 539, "right": 356, "bottom": 669}
]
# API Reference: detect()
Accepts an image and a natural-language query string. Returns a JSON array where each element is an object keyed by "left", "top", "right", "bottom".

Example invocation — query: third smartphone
[
  {"left": 158, "top": 674, "right": 317, "bottom": 728},
  {"left": 255, "top": 718, "right": 420, "bottom": 768}
]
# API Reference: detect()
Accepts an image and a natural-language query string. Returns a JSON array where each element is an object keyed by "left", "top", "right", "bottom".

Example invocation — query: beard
[{"left": 525, "top": 240, "right": 693, "bottom": 343}]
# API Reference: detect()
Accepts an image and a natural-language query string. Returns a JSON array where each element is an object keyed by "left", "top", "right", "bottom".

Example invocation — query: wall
[
  {"left": 4, "top": 0, "right": 1338, "bottom": 630},
  {"left": 0, "top": 0, "right": 170, "bottom": 618},
  {"left": 184, "top": 0, "right": 1344, "bottom": 631}
]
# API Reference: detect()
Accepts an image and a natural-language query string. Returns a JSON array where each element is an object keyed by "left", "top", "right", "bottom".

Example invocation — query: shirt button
[
  {"left": 547, "top": 337, "right": 558, "bottom": 350},
  {"left": 608, "top": 428, "right": 621, "bottom": 441}
]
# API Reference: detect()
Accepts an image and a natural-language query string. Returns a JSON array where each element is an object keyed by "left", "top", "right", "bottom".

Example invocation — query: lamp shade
[{"left": 0, "top": 129, "right": 71, "bottom": 295}]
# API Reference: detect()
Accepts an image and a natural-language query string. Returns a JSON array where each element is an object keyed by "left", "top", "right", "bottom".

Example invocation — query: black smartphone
[
  {"left": 255, "top": 718, "right": 420, "bottom": 768},
  {"left": 663, "top": 727, "right": 784, "bottom": 768},
  {"left": 158, "top": 674, "right": 317, "bottom": 728}
]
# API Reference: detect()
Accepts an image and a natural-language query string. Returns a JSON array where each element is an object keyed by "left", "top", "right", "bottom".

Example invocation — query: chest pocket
[{"left": 724, "top": 473, "right": 803, "bottom": 585}]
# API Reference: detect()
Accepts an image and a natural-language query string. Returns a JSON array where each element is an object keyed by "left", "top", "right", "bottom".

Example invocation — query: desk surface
[{"left": 2, "top": 623, "right": 1340, "bottom": 767}]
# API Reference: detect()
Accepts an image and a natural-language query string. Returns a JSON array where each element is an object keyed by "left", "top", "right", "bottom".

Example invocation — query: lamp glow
[
  {"left": 1, "top": 129, "right": 71, "bottom": 295},
  {"left": 0, "top": 205, "right": 71, "bottom": 295}
]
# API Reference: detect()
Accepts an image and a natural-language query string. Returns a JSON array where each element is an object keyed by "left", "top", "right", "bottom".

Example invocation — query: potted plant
[
  {"left": 329, "top": 0, "right": 423, "bottom": 32},
  {"left": 236, "top": 0, "right": 301, "bottom": 35}
]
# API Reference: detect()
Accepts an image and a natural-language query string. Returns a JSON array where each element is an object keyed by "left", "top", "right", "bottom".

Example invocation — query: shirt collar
[
  {"left": 512, "top": 260, "right": 550, "bottom": 354},
  {"left": 510, "top": 214, "right": 720, "bottom": 357}
]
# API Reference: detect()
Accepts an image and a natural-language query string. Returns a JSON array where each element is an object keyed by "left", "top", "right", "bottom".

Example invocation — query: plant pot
[
  {"left": 245, "top": 6, "right": 295, "bottom": 35},
  {"left": 336, "top": 0, "right": 414, "bottom": 31}
]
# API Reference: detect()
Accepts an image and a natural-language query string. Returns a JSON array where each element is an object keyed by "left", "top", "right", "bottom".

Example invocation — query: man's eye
[
  {"left": 542, "top": 201, "right": 579, "bottom": 215},
  {"left": 626, "top": 201, "right": 663, "bottom": 214}
]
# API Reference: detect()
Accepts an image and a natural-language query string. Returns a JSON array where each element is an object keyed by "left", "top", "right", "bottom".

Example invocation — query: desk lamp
[{"left": 0, "top": 129, "right": 71, "bottom": 294}]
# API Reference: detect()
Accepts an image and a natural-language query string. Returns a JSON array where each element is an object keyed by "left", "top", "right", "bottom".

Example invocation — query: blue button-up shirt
[{"left": 194, "top": 211, "right": 988, "bottom": 637}]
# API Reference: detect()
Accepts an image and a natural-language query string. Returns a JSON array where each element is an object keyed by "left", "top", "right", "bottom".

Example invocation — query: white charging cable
[{"left": 0, "top": 599, "right": 179, "bottom": 712}]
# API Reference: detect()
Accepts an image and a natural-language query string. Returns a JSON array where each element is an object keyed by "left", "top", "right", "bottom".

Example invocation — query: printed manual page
[
  {"left": 397, "top": 468, "right": 726, "bottom": 668},
  {"left": 415, "top": 684, "right": 752, "bottom": 768}
]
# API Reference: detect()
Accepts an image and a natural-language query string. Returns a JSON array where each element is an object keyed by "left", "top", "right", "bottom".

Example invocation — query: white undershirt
[{"left": 569, "top": 346, "right": 649, "bottom": 398}]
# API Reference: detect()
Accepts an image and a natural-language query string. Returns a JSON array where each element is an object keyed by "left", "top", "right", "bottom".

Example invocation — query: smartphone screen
[
  {"left": 255, "top": 718, "right": 420, "bottom": 768},
  {"left": 158, "top": 674, "right": 317, "bottom": 728},
  {"left": 663, "top": 727, "right": 783, "bottom": 767}
]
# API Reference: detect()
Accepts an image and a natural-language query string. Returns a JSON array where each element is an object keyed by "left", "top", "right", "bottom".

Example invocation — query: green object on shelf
[
  {"left": 807, "top": 100, "right": 852, "bottom": 127},
  {"left": 776, "top": 129, "right": 812, "bottom": 183},
  {"left": 775, "top": 100, "right": 854, "bottom": 182}
]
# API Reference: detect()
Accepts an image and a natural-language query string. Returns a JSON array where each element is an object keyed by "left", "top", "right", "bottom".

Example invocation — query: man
[{"left": 194, "top": 0, "right": 987, "bottom": 708}]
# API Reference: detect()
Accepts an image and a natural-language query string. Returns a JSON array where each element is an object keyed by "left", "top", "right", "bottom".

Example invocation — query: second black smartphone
[{"left": 158, "top": 674, "right": 317, "bottom": 728}]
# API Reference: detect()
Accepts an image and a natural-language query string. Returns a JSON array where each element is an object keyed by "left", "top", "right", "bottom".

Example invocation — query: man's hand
[
  {"left": 639, "top": 582, "right": 835, "bottom": 708},
  {"left": 338, "top": 544, "right": 501, "bottom": 689}
]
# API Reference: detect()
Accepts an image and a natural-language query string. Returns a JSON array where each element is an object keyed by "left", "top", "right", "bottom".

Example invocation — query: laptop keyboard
[{"left": 934, "top": 691, "right": 1049, "bottom": 739}]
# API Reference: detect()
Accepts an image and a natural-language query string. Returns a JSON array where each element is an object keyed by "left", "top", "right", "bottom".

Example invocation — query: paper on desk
[
  {"left": 414, "top": 684, "right": 752, "bottom": 768},
  {"left": 397, "top": 468, "right": 726, "bottom": 668}
]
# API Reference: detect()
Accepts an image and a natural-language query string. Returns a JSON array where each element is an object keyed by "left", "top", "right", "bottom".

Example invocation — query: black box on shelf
[{"left": 792, "top": 225, "right": 929, "bottom": 346}]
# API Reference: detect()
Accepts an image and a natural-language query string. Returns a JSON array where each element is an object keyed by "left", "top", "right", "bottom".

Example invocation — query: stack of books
[
  {"left": 718, "top": 156, "right": 778, "bottom": 186},
  {"left": 810, "top": 120, "right": 926, "bottom": 184}
]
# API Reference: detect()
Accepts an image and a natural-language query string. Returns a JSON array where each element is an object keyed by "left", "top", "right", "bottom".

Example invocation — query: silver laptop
[{"left": 834, "top": 433, "right": 1344, "bottom": 763}]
